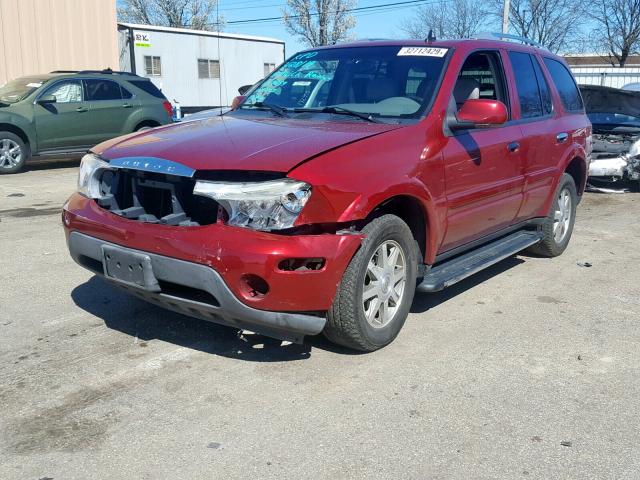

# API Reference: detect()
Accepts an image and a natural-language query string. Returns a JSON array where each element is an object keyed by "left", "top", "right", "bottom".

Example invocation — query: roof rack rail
[
  {"left": 476, "top": 32, "right": 548, "bottom": 50},
  {"left": 50, "top": 68, "right": 139, "bottom": 76}
]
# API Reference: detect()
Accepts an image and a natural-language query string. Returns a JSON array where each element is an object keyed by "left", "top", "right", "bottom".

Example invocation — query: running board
[{"left": 417, "top": 231, "right": 542, "bottom": 292}]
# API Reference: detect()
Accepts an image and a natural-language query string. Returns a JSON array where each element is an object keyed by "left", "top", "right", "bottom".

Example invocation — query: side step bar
[{"left": 417, "top": 230, "right": 542, "bottom": 293}]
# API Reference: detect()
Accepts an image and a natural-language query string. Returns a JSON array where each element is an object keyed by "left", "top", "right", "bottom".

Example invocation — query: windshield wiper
[
  {"left": 242, "top": 101, "right": 288, "bottom": 117},
  {"left": 293, "top": 106, "right": 380, "bottom": 123}
]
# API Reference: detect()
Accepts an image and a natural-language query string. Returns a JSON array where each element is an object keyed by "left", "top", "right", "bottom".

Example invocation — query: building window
[
  {"left": 264, "top": 63, "right": 276, "bottom": 76},
  {"left": 144, "top": 56, "right": 162, "bottom": 76},
  {"left": 198, "top": 59, "right": 220, "bottom": 79}
]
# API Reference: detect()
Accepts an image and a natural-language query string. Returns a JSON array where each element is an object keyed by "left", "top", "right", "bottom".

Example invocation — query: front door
[
  {"left": 35, "top": 79, "right": 94, "bottom": 151},
  {"left": 440, "top": 50, "right": 525, "bottom": 252}
]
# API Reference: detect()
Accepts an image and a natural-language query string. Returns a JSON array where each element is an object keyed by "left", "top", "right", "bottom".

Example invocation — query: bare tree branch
[
  {"left": 283, "top": 0, "right": 356, "bottom": 47},
  {"left": 493, "top": 0, "right": 584, "bottom": 53},
  {"left": 400, "top": 0, "right": 491, "bottom": 40},
  {"left": 590, "top": 0, "right": 640, "bottom": 66},
  {"left": 117, "top": 0, "right": 224, "bottom": 31}
]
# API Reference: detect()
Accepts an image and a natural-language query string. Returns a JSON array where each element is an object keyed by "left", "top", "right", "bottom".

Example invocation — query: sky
[{"left": 217, "top": 0, "right": 426, "bottom": 57}]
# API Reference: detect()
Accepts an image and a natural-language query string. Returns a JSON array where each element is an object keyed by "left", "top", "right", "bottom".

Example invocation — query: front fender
[
  {"left": 290, "top": 123, "right": 446, "bottom": 264},
  {"left": 0, "top": 109, "right": 36, "bottom": 151}
]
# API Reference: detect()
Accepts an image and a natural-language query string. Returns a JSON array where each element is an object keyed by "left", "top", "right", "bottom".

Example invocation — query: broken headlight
[
  {"left": 193, "top": 178, "right": 311, "bottom": 231},
  {"left": 77, "top": 153, "right": 111, "bottom": 198}
]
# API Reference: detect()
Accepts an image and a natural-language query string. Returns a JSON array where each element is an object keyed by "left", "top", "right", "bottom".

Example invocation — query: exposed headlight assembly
[
  {"left": 193, "top": 178, "right": 312, "bottom": 231},
  {"left": 77, "top": 153, "right": 112, "bottom": 198}
]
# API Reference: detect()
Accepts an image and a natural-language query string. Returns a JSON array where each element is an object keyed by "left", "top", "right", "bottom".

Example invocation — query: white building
[
  {"left": 565, "top": 55, "right": 640, "bottom": 89},
  {"left": 118, "top": 23, "right": 285, "bottom": 111}
]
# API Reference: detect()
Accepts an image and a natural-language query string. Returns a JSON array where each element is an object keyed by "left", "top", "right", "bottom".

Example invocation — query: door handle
[
  {"left": 556, "top": 132, "right": 569, "bottom": 143},
  {"left": 76, "top": 106, "right": 88, "bottom": 113},
  {"left": 123, "top": 103, "right": 132, "bottom": 108},
  {"left": 507, "top": 142, "right": 520, "bottom": 153}
]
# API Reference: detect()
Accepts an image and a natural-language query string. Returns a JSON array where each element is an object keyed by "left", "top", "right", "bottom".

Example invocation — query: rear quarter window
[
  {"left": 128, "top": 80, "right": 166, "bottom": 99},
  {"left": 542, "top": 57, "right": 583, "bottom": 112}
]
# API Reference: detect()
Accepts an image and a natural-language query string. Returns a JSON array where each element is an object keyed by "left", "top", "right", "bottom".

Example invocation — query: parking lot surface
[{"left": 1, "top": 160, "right": 639, "bottom": 479}]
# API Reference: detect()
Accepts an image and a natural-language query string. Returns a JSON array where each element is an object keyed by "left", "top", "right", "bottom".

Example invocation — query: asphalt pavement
[{"left": 1, "top": 158, "right": 639, "bottom": 479}]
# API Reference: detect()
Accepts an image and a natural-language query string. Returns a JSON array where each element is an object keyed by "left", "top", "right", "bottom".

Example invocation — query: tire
[
  {"left": 324, "top": 214, "right": 418, "bottom": 352},
  {"left": 0, "top": 131, "right": 28, "bottom": 174},
  {"left": 528, "top": 173, "right": 578, "bottom": 257}
]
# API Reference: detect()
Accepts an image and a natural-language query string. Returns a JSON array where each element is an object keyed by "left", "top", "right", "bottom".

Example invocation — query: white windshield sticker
[
  {"left": 292, "top": 81, "right": 312, "bottom": 86},
  {"left": 26, "top": 82, "right": 43, "bottom": 88},
  {"left": 397, "top": 47, "right": 448, "bottom": 57}
]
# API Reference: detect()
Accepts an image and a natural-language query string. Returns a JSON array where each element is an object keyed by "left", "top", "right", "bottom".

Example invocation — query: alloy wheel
[
  {"left": 553, "top": 187, "right": 572, "bottom": 243},
  {"left": 362, "top": 240, "right": 407, "bottom": 328},
  {"left": 0, "top": 139, "right": 22, "bottom": 169}
]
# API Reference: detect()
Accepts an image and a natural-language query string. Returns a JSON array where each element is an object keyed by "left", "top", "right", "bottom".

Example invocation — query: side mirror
[
  {"left": 37, "top": 95, "right": 57, "bottom": 105},
  {"left": 451, "top": 99, "right": 508, "bottom": 130},
  {"left": 230, "top": 95, "right": 246, "bottom": 111},
  {"left": 238, "top": 84, "right": 253, "bottom": 95}
]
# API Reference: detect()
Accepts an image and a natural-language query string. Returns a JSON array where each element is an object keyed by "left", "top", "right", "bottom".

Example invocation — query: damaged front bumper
[{"left": 62, "top": 193, "right": 364, "bottom": 342}]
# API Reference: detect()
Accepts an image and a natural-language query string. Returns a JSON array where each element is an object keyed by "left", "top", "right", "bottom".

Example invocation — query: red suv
[{"left": 63, "top": 37, "right": 590, "bottom": 351}]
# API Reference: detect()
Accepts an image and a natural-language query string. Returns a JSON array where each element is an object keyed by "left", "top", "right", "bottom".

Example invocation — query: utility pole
[{"left": 502, "top": 0, "right": 510, "bottom": 34}]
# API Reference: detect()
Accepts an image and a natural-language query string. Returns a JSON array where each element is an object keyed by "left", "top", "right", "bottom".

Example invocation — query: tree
[
  {"left": 500, "top": 0, "right": 584, "bottom": 53},
  {"left": 117, "top": 0, "right": 223, "bottom": 31},
  {"left": 283, "top": 0, "right": 356, "bottom": 47},
  {"left": 401, "top": 0, "right": 490, "bottom": 40},
  {"left": 590, "top": 0, "right": 640, "bottom": 67}
]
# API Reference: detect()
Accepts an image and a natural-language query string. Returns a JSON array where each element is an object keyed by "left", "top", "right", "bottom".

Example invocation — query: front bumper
[
  {"left": 63, "top": 193, "right": 363, "bottom": 342},
  {"left": 67, "top": 231, "right": 325, "bottom": 343}
]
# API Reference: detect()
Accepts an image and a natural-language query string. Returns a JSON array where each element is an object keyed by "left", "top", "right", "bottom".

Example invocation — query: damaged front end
[{"left": 581, "top": 85, "right": 640, "bottom": 191}]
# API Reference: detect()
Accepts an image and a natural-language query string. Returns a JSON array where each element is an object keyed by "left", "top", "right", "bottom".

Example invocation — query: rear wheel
[
  {"left": 324, "top": 214, "right": 418, "bottom": 352},
  {"left": 0, "top": 132, "right": 28, "bottom": 174},
  {"left": 528, "top": 173, "right": 577, "bottom": 257}
]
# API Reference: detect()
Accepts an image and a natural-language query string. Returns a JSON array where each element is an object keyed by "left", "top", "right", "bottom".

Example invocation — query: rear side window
[
  {"left": 84, "top": 79, "right": 122, "bottom": 101},
  {"left": 121, "top": 85, "right": 133, "bottom": 99},
  {"left": 532, "top": 57, "right": 552, "bottom": 115},
  {"left": 128, "top": 80, "right": 166, "bottom": 99},
  {"left": 543, "top": 57, "right": 583, "bottom": 111},
  {"left": 508, "top": 51, "right": 543, "bottom": 118}
]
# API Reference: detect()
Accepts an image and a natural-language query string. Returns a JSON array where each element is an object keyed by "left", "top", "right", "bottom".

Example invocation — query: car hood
[
  {"left": 581, "top": 85, "right": 640, "bottom": 116},
  {"left": 94, "top": 114, "right": 402, "bottom": 173}
]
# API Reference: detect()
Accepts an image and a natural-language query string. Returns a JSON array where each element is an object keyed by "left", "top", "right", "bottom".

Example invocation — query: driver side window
[
  {"left": 44, "top": 80, "right": 83, "bottom": 103},
  {"left": 453, "top": 51, "right": 508, "bottom": 113}
]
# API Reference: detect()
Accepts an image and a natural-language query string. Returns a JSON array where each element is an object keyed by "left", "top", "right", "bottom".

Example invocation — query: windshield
[
  {"left": 588, "top": 112, "right": 640, "bottom": 128},
  {"left": 0, "top": 76, "right": 47, "bottom": 104},
  {"left": 241, "top": 45, "right": 449, "bottom": 122}
]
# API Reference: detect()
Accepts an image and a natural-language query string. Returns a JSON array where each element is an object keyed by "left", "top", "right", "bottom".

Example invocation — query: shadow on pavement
[
  {"left": 71, "top": 257, "right": 526, "bottom": 360},
  {"left": 410, "top": 256, "right": 525, "bottom": 313},
  {"left": 71, "top": 276, "right": 360, "bottom": 362},
  {"left": 25, "top": 156, "right": 81, "bottom": 172}
]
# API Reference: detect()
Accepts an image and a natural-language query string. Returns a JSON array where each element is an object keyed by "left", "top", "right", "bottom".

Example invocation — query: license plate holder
[{"left": 101, "top": 245, "right": 160, "bottom": 292}]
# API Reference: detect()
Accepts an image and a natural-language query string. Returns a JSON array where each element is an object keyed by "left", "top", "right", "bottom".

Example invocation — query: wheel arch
[
  {"left": 134, "top": 119, "right": 161, "bottom": 131},
  {"left": 365, "top": 195, "right": 428, "bottom": 261},
  {"left": 564, "top": 156, "right": 587, "bottom": 195},
  {"left": 0, "top": 123, "right": 32, "bottom": 155}
]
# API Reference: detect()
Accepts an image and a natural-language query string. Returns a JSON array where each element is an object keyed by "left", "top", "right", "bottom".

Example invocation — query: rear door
[
  {"left": 83, "top": 78, "right": 132, "bottom": 143},
  {"left": 35, "top": 79, "right": 93, "bottom": 150},
  {"left": 505, "top": 51, "right": 562, "bottom": 221},
  {"left": 440, "top": 50, "right": 525, "bottom": 251}
]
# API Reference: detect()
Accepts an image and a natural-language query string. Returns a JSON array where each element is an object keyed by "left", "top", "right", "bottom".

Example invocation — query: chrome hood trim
[{"left": 109, "top": 156, "right": 195, "bottom": 177}]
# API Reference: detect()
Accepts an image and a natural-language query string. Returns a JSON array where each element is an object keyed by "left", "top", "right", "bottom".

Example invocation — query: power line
[
  {"left": 228, "top": 0, "right": 434, "bottom": 24},
  {"left": 191, "top": 0, "right": 436, "bottom": 26}
]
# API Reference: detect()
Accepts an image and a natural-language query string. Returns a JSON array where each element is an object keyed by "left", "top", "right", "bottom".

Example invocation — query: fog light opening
[
  {"left": 240, "top": 274, "right": 269, "bottom": 299},
  {"left": 278, "top": 258, "right": 326, "bottom": 272}
]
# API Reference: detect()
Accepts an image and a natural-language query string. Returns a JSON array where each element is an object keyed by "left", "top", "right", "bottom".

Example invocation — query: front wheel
[
  {"left": 324, "top": 214, "right": 418, "bottom": 352},
  {"left": 0, "top": 132, "right": 28, "bottom": 174}
]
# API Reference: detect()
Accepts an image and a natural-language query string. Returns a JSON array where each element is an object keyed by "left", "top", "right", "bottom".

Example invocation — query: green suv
[{"left": 0, "top": 70, "right": 173, "bottom": 174}]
